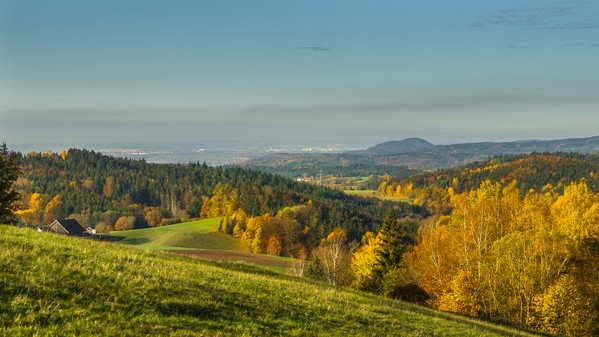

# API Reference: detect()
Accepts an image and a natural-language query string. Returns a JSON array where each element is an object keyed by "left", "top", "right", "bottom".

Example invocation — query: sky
[{"left": 1, "top": 0, "right": 599, "bottom": 147}]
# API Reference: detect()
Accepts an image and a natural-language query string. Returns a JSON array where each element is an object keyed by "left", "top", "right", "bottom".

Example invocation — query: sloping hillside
[
  {"left": 0, "top": 225, "right": 542, "bottom": 336},
  {"left": 109, "top": 218, "right": 290, "bottom": 271},
  {"left": 108, "top": 218, "right": 240, "bottom": 251}
]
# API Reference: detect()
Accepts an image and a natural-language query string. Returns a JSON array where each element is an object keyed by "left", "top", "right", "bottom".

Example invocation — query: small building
[{"left": 48, "top": 219, "right": 87, "bottom": 236}]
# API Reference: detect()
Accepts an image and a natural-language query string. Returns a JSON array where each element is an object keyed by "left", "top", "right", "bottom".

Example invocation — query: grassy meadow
[
  {"left": 107, "top": 218, "right": 290, "bottom": 272},
  {"left": 107, "top": 218, "right": 243, "bottom": 251},
  {"left": 1, "top": 225, "right": 544, "bottom": 336},
  {"left": 344, "top": 189, "right": 411, "bottom": 203}
]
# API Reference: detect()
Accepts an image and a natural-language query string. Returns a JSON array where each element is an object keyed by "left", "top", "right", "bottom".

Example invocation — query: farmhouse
[{"left": 48, "top": 219, "right": 87, "bottom": 236}]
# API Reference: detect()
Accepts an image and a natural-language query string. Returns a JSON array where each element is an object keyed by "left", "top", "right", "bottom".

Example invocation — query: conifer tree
[
  {"left": 0, "top": 143, "right": 20, "bottom": 224},
  {"left": 377, "top": 209, "right": 406, "bottom": 271}
]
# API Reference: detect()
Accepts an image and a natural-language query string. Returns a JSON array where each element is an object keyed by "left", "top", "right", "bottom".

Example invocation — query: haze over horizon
[{"left": 2, "top": 0, "right": 599, "bottom": 147}]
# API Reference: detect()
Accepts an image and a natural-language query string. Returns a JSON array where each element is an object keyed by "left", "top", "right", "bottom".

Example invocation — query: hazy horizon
[{"left": 2, "top": 0, "right": 599, "bottom": 146}]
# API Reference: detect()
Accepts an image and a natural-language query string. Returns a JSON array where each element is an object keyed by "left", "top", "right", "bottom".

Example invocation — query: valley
[{"left": 2, "top": 137, "right": 598, "bottom": 336}]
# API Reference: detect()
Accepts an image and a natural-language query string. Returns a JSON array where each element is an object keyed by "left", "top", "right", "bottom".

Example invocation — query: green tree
[
  {"left": 0, "top": 143, "right": 20, "bottom": 224},
  {"left": 377, "top": 209, "right": 406, "bottom": 271},
  {"left": 305, "top": 256, "right": 326, "bottom": 282},
  {"left": 187, "top": 196, "right": 203, "bottom": 218}
]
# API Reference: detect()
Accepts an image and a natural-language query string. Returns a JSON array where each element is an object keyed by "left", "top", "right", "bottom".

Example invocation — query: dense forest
[
  {"left": 377, "top": 153, "right": 599, "bottom": 214},
  {"left": 14, "top": 149, "right": 420, "bottom": 244},
  {"left": 246, "top": 158, "right": 418, "bottom": 180}
]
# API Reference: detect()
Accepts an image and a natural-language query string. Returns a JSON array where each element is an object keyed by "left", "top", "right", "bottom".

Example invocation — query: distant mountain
[
  {"left": 246, "top": 135, "right": 599, "bottom": 171},
  {"left": 361, "top": 136, "right": 599, "bottom": 156},
  {"left": 360, "top": 138, "right": 435, "bottom": 155}
]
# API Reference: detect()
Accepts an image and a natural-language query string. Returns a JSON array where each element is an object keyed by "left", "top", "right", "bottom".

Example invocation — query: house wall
[{"left": 49, "top": 222, "right": 68, "bottom": 234}]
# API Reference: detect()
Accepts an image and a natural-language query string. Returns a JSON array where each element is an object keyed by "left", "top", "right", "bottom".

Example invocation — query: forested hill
[
  {"left": 247, "top": 135, "right": 599, "bottom": 171},
  {"left": 16, "top": 149, "right": 416, "bottom": 241},
  {"left": 378, "top": 152, "right": 599, "bottom": 214},
  {"left": 361, "top": 135, "right": 599, "bottom": 156},
  {"left": 395, "top": 153, "right": 598, "bottom": 193}
]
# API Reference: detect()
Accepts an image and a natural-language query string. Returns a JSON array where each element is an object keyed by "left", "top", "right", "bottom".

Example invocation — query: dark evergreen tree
[
  {"left": 187, "top": 197, "right": 203, "bottom": 218},
  {"left": 305, "top": 257, "right": 327, "bottom": 282},
  {"left": 0, "top": 143, "right": 20, "bottom": 224},
  {"left": 376, "top": 209, "right": 406, "bottom": 271}
]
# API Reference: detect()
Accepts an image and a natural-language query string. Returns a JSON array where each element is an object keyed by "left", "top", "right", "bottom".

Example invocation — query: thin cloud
[
  {"left": 291, "top": 45, "right": 332, "bottom": 52},
  {"left": 500, "top": 44, "right": 536, "bottom": 49},
  {"left": 471, "top": 4, "right": 599, "bottom": 31},
  {"left": 234, "top": 93, "right": 599, "bottom": 120}
]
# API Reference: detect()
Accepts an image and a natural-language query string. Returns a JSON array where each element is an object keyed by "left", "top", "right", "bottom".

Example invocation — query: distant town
[{"left": 12, "top": 141, "right": 368, "bottom": 166}]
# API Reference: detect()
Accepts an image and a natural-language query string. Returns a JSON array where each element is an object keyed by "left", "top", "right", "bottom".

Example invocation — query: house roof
[{"left": 52, "top": 219, "right": 86, "bottom": 235}]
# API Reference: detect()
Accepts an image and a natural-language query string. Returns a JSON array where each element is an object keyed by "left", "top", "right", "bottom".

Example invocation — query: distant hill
[
  {"left": 360, "top": 137, "right": 435, "bottom": 155},
  {"left": 392, "top": 152, "right": 599, "bottom": 195},
  {"left": 376, "top": 152, "right": 599, "bottom": 215},
  {"left": 247, "top": 135, "right": 599, "bottom": 171},
  {"left": 1, "top": 225, "right": 541, "bottom": 336}
]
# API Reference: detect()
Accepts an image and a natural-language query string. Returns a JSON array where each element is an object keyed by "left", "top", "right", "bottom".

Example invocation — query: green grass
[
  {"left": 109, "top": 218, "right": 290, "bottom": 273},
  {"left": 1, "top": 225, "right": 543, "bottom": 336},
  {"left": 380, "top": 196, "right": 412, "bottom": 203},
  {"left": 344, "top": 190, "right": 412, "bottom": 204},
  {"left": 108, "top": 218, "right": 246, "bottom": 251},
  {"left": 344, "top": 189, "right": 379, "bottom": 197}
]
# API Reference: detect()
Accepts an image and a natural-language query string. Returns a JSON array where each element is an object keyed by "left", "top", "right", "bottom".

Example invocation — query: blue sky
[{"left": 1, "top": 0, "right": 598, "bottom": 147}]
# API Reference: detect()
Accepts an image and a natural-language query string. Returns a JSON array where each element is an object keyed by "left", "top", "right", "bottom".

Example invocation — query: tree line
[
  {"left": 13, "top": 148, "right": 421, "bottom": 243},
  {"left": 377, "top": 153, "right": 599, "bottom": 215}
]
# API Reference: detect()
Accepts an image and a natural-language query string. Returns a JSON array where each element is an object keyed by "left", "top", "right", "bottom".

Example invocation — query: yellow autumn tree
[
  {"left": 406, "top": 217, "right": 459, "bottom": 307},
  {"left": 43, "top": 195, "right": 61, "bottom": 224},
  {"left": 481, "top": 229, "right": 571, "bottom": 325},
  {"left": 266, "top": 235, "right": 282, "bottom": 256},
  {"left": 350, "top": 231, "right": 381, "bottom": 292},
  {"left": 144, "top": 207, "right": 162, "bottom": 227},
  {"left": 114, "top": 215, "right": 136, "bottom": 231},
  {"left": 103, "top": 176, "right": 115, "bottom": 196},
  {"left": 15, "top": 193, "right": 44, "bottom": 226},
  {"left": 315, "top": 227, "right": 351, "bottom": 286},
  {"left": 551, "top": 179, "right": 599, "bottom": 241},
  {"left": 529, "top": 274, "right": 599, "bottom": 337}
]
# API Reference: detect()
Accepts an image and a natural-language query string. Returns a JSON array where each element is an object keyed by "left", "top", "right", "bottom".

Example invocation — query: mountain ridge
[
  {"left": 247, "top": 135, "right": 599, "bottom": 170},
  {"left": 362, "top": 135, "right": 599, "bottom": 156}
]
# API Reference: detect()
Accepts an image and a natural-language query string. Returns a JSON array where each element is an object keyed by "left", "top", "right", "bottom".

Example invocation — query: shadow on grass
[
  {"left": 93, "top": 235, "right": 151, "bottom": 245},
  {"left": 191, "top": 258, "right": 284, "bottom": 278},
  {"left": 376, "top": 297, "right": 551, "bottom": 337}
]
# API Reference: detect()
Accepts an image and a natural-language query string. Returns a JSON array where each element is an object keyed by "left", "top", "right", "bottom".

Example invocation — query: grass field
[
  {"left": 1, "top": 225, "right": 543, "bottom": 336},
  {"left": 344, "top": 189, "right": 412, "bottom": 203},
  {"left": 344, "top": 189, "right": 378, "bottom": 197},
  {"left": 108, "top": 218, "right": 244, "bottom": 251},
  {"left": 109, "top": 218, "right": 290, "bottom": 271}
]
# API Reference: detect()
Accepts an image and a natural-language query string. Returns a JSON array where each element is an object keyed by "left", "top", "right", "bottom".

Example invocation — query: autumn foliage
[{"left": 405, "top": 180, "right": 599, "bottom": 336}]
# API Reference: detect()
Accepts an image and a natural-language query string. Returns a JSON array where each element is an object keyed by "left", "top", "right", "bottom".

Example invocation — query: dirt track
[{"left": 167, "top": 249, "right": 291, "bottom": 268}]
